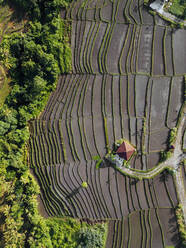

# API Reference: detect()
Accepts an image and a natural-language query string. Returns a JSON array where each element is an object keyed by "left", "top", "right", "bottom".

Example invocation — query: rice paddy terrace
[{"left": 29, "top": 0, "right": 186, "bottom": 247}]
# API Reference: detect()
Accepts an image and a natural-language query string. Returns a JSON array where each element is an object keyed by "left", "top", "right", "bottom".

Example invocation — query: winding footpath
[{"left": 119, "top": 105, "right": 186, "bottom": 222}]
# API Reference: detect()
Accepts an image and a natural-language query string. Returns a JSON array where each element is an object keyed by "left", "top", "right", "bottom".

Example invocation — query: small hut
[{"left": 116, "top": 141, "right": 135, "bottom": 161}]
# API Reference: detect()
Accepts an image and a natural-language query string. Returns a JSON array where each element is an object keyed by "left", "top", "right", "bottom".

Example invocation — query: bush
[{"left": 77, "top": 227, "right": 105, "bottom": 248}]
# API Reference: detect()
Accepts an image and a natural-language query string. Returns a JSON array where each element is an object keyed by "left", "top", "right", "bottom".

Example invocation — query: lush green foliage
[
  {"left": 168, "top": 0, "right": 186, "bottom": 20},
  {"left": 46, "top": 218, "right": 107, "bottom": 248},
  {"left": 175, "top": 204, "right": 186, "bottom": 247},
  {"left": 77, "top": 226, "right": 106, "bottom": 248}
]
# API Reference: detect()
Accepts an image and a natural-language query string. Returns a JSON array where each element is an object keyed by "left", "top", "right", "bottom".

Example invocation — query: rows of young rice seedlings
[
  {"left": 77, "top": 162, "right": 103, "bottom": 219},
  {"left": 151, "top": 25, "right": 156, "bottom": 76},
  {"left": 88, "top": 162, "right": 109, "bottom": 218},
  {"left": 53, "top": 165, "right": 76, "bottom": 216},
  {"left": 80, "top": 75, "right": 98, "bottom": 158},
  {"left": 91, "top": 161, "right": 112, "bottom": 218},
  {"left": 107, "top": 167, "right": 121, "bottom": 219},
  {"left": 48, "top": 165, "right": 72, "bottom": 215},
  {"left": 63, "top": 163, "right": 88, "bottom": 218},
  {"left": 35, "top": 166, "right": 62, "bottom": 216},
  {"left": 43, "top": 76, "right": 68, "bottom": 120},
  {"left": 119, "top": 24, "right": 133, "bottom": 74},
  {"left": 56, "top": 164, "right": 83, "bottom": 218},
  {"left": 82, "top": 162, "right": 105, "bottom": 218},
  {"left": 153, "top": 208, "right": 166, "bottom": 248},
  {"left": 68, "top": 162, "right": 96, "bottom": 218},
  {"left": 97, "top": 23, "right": 111, "bottom": 73}
]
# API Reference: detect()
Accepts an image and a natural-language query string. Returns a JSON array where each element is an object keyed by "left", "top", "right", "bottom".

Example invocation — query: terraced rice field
[{"left": 29, "top": 0, "right": 186, "bottom": 247}]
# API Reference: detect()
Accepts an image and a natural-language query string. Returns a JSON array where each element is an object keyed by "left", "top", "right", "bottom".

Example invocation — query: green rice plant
[
  {"left": 162, "top": 27, "right": 168, "bottom": 75},
  {"left": 51, "top": 130, "right": 61, "bottom": 164},
  {"left": 90, "top": 77, "right": 101, "bottom": 156},
  {"left": 83, "top": 21, "right": 94, "bottom": 73},
  {"left": 38, "top": 166, "right": 59, "bottom": 215},
  {"left": 82, "top": 116, "right": 93, "bottom": 158},
  {"left": 95, "top": 166, "right": 111, "bottom": 218},
  {"left": 171, "top": 31, "right": 176, "bottom": 75},
  {"left": 134, "top": 181, "right": 142, "bottom": 209},
  {"left": 107, "top": 168, "right": 118, "bottom": 218},
  {"left": 34, "top": 136, "right": 43, "bottom": 167},
  {"left": 155, "top": 208, "right": 165, "bottom": 247},
  {"left": 38, "top": 134, "right": 48, "bottom": 166},
  {"left": 114, "top": 0, "right": 121, "bottom": 22},
  {"left": 165, "top": 78, "right": 173, "bottom": 128},
  {"left": 98, "top": 24, "right": 110, "bottom": 73},
  {"left": 29, "top": 139, "right": 36, "bottom": 168},
  {"left": 127, "top": 212, "right": 132, "bottom": 248},
  {"left": 152, "top": 181, "right": 159, "bottom": 206},
  {"left": 48, "top": 132, "right": 57, "bottom": 165},
  {"left": 73, "top": 21, "right": 81, "bottom": 73},
  {"left": 164, "top": 176, "right": 175, "bottom": 208},
  {"left": 58, "top": 120, "right": 67, "bottom": 162},
  {"left": 129, "top": 0, "right": 138, "bottom": 24},
  {"left": 124, "top": 176, "right": 131, "bottom": 213},
  {"left": 125, "top": 24, "right": 136, "bottom": 74},
  {"left": 40, "top": 133, "right": 50, "bottom": 166},
  {"left": 104, "top": 23, "right": 116, "bottom": 73},
  {"left": 138, "top": 0, "right": 143, "bottom": 24},
  {"left": 148, "top": 180, "right": 156, "bottom": 207},
  {"left": 119, "top": 24, "right": 131, "bottom": 74},
  {"left": 79, "top": 23, "right": 89, "bottom": 73},
  {"left": 61, "top": 165, "right": 81, "bottom": 217},
  {"left": 86, "top": 22, "right": 97, "bottom": 73},
  {"left": 77, "top": 117, "right": 89, "bottom": 161},
  {"left": 147, "top": 209, "right": 153, "bottom": 248},
  {"left": 64, "top": 76, "right": 77, "bottom": 118},
  {"left": 89, "top": 22, "right": 100, "bottom": 73},
  {"left": 131, "top": 26, "right": 139, "bottom": 74},
  {"left": 119, "top": 76, "right": 125, "bottom": 138},
  {"left": 143, "top": 181, "right": 150, "bottom": 208},
  {"left": 53, "top": 122, "right": 63, "bottom": 163},
  {"left": 88, "top": 163, "right": 106, "bottom": 218},
  {"left": 70, "top": 165, "right": 95, "bottom": 218},
  {"left": 69, "top": 119, "right": 81, "bottom": 161},
  {"left": 151, "top": 25, "right": 156, "bottom": 76},
  {"left": 70, "top": 77, "right": 86, "bottom": 158},
  {"left": 143, "top": 210, "right": 148, "bottom": 247},
  {"left": 140, "top": 210, "right": 145, "bottom": 247},
  {"left": 34, "top": 168, "right": 55, "bottom": 215},
  {"left": 50, "top": 167, "right": 70, "bottom": 215},
  {"left": 65, "top": 120, "right": 76, "bottom": 162},
  {"left": 123, "top": 0, "right": 131, "bottom": 23},
  {"left": 65, "top": 168, "right": 85, "bottom": 218},
  {"left": 114, "top": 221, "right": 121, "bottom": 248}
]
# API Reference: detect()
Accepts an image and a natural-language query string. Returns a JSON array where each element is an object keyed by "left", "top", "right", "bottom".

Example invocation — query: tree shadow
[
  {"left": 3, "top": 0, "right": 26, "bottom": 22},
  {"left": 65, "top": 186, "right": 81, "bottom": 200},
  {"left": 159, "top": 170, "right": 170, "bottom": 182}
]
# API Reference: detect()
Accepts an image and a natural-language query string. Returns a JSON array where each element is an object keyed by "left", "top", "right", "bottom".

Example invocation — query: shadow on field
[{"left": 66, "top": 186, "right": 81, "bottom": 199}]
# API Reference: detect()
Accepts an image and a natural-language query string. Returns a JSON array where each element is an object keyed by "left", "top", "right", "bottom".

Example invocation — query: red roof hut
[{"left": 116, "top": 141, "right": 135, "bottom": 161}]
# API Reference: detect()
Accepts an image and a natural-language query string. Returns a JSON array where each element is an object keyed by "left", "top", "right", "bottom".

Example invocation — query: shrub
[{"left": 77, "top": 227, "right": 105, "bottom": 248}]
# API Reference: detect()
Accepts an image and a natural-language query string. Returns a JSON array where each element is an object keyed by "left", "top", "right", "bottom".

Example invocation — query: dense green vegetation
[
  {"left": 45, "top": 218, "right": 107, "bottom": 248},
  {"left": 167, "top": 0, "right": 186, "bottom": 20},
  {"left": 0, "top": 0, "right": 107, "bottom": 247},
  {"left": 175, "top": 204, "right": 186, "bottom": 247}
]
